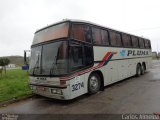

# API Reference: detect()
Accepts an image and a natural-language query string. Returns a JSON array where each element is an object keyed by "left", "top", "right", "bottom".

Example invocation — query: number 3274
[{"left": 72, "top": 82, "right": 84, "bottom": 92}]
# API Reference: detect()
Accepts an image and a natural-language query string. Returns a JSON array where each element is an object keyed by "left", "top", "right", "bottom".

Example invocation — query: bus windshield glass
[
  {"left": 29, "top": 41, "right": 68, "bottom": 76},
  {"left": 32, "top": 22, "right": 69, "bottom": 45}
]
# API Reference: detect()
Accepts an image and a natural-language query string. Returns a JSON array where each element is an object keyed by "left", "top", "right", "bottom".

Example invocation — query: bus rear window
[{"left": 33, "top": 23, "right": 69, "bottom": 45}]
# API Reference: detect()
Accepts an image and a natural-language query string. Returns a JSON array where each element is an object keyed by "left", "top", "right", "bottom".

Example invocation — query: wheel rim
[{"left": 90, "top": 76, "right": 99, "bottom": 91}]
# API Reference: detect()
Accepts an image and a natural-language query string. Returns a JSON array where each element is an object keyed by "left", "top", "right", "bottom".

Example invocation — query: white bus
[{"left": 29, "top": 20, "right": 152, "bottom": 100}]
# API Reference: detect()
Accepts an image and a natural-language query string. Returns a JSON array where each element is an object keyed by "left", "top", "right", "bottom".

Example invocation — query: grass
[{"left": 0, "top": 69, "right": 32, "bottom": 102}]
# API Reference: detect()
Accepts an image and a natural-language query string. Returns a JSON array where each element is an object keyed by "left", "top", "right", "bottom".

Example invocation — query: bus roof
[{"left": 35, "top": 19, "right": 150, "bottom": 41}]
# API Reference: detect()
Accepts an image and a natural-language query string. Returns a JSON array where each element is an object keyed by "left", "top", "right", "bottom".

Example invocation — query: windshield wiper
[{"left": 32, "top": 54, "right": 40, "bottom": 75}]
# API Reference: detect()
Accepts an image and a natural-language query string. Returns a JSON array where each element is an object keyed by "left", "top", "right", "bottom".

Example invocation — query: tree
[
  {"left": 0, "top": 58, "right": 4, "bottom": 68},
  {"left": 0, "top": 58, "right": 10, "bottom": 75}
]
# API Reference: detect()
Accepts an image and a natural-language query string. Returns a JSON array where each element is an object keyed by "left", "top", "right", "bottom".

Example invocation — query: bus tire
[
  {"left": 141, "top": 64, "right": 145, "bottom": 75},
  {"left": 88, "top": 73, "right": 101, "bottom": 94},
  {"left": 136, "top": 64, "right": 141, "bottom": 77},
  {"left": 142, "top": 63, "right": 146, "bottom": 72}
]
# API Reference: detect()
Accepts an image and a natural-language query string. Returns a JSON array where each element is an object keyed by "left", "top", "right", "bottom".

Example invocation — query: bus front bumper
[{"left": 29, "top": 84, "right": 70, "bottom": 100}]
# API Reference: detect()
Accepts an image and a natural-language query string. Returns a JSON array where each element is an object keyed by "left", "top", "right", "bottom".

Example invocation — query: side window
[
  {"left": 139, "top": 38, "right": 145, "bottom": 48},
  {"left": 148, "top": 40, "right": 151, "bottom": 49},
  {"left": 71, "top": 24, "right": 85, "bottom": 41},
  {"left": 109, "top": 31, "right": 122, "bottom": 46},
  {"left": 57, "top": 42, "right": 67, "bottom": 60},
  {"left": 122, "top": 34, "right": 132, "bottom": 47},
  {"left": 69, "top": 42, "right": 93, "bottom": 71},
  {"left": 144, "top": 39, "right": 151, "bottom": 49},
  {"left": 84, "top": 26, "right": 92, "bottom": 43},
  {"left": 101, "top": 29, "right": 109, "bottom": 45},
  {"left": 144, "top": 39, "right": 148, "bottom": 48},
  {"left": 92, "top": 27, "right": 102, "bottom": 44},
  {"left": 92, "top": 27, "right": 109, "bottom": 45},
  {"left": 131, "top": 36, "right": 139, "bottom": 48},
  {"left": 71, "top": 24, "right": 92, "bottom": 43},
  {"left": 84, "top": 46, "right": 93, "bottom": 66},
  {"left": 70, "top": 43, "right": 84, "bottom": 71}
]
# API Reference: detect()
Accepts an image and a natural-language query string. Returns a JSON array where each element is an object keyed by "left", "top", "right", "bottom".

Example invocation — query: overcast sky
[{"left": 0, "top": 0, "right": 160, "bottom": 57}]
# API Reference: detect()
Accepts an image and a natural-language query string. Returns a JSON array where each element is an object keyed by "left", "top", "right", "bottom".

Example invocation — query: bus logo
[{"left": 120, "top": 50, "right": 126, "bottom": 57}]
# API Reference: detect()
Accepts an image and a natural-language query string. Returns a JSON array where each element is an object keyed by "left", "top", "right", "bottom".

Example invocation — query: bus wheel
[
  {"left": 141, "top": 64, "right": 145, "bottom": 75},
  {"left": 136, "top": 64, "right": 141, "bottom": 77},
  {"left": 88, "top": 73, "right": 101, "bottom": 94}
]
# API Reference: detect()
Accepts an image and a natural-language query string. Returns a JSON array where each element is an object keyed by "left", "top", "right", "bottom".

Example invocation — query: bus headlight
[
  {"left": 56, "top": 89, "right": 62, "bottom": 94},
  {"left": 51, "top": 89, "right": 62, "bottom": 95},
  {"left": 51, "top": 89, "right": 57, "bottom": 94}
]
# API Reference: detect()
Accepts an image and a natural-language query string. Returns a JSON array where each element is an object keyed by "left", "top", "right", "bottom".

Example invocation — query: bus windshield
[
  {"left": 29, "top": 41, "right": 68, "bottom": 76},
  {"left": 32, "top": 22, "right": 69, "bottom": 45}
]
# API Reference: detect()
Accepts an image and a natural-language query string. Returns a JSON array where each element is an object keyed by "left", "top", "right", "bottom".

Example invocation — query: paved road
[{"left": 0, "top": 60, "right": 160, "bottom": 114}]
